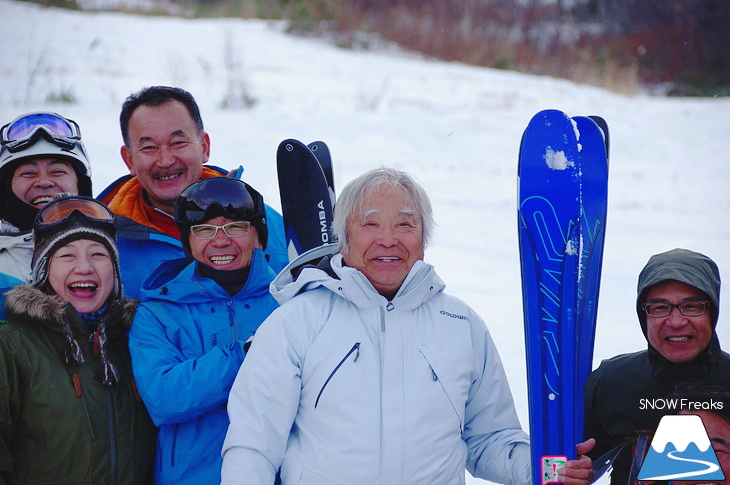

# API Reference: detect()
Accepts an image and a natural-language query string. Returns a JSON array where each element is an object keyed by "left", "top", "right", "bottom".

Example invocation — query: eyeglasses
[
  {"left": 1, "top": 112, "right": 82, "bottom": 153},
  {"left": 642, "top": 301, "right": 709, "bottom": 318},
  {"left": 190, "top": 221, "right": 251, "bottom": 240}
]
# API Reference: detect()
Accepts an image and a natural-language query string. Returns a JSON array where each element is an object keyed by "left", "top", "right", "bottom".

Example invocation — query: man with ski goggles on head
[
  {"left": 128, "top": 176, "right": 279, "bottom": 485},
  {"left": 0, "top": 111, "right": 93, "bottom": 283},
  {"left": 97, "top": 85, "right": 287, "bottom": 297}
]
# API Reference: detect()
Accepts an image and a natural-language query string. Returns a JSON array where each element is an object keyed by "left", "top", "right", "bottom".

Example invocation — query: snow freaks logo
[{"left": 638, "top": 414, "right": 725, "bottom": 481}]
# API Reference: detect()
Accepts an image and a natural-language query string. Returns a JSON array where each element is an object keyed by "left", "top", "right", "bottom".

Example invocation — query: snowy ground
[{"left": 2, "top": 1, "right": 729, "bottom": 482}]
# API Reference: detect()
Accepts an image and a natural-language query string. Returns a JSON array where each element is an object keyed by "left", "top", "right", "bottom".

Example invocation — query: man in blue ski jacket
[
  {"left": 128, "top": 176, "right": 279, "bottom": 485},
  {"left": 98, "top": 86, "right": 287, "bottom": 297}
]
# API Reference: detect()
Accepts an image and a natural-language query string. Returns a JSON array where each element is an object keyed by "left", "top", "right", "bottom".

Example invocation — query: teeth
[
  {"left": 32, "top": 196, "right": 53, "bottom": 205},
  {"left": 210, "top": 256, "right": 235, "bottom": 265},
  {"left": 667, "top": 336, "right": 690, "bottom": 342},
  {"left": 69, "top": 282, "right": 97, "bottom": 290},
  {"left": 377, "top": 257, "right": 399, "bottom": 261},
  {"left": 157, "top": 173, "right": 180, "bottom": 181}
]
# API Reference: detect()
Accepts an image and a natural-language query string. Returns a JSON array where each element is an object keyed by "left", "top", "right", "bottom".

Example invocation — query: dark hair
[
  {"left": 119, "top": 86, "right": 204, "bottom": 146},
  {"left": 671, "top": 382, "right": 730, "bottom": 424}
]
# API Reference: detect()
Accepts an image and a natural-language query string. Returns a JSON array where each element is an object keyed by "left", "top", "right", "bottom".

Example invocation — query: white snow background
[{"left": 2, "top": 1, "right": 729, "bottom": 482}]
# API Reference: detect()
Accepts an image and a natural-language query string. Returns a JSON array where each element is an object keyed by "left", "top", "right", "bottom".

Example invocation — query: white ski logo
[{"left": 638, "top": 414, "right": 725, "bottom": 481}]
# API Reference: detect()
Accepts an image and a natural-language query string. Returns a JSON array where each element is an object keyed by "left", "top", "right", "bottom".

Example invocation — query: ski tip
[{"left": 277, "top": 138, "right": 307, "bottom": 152}]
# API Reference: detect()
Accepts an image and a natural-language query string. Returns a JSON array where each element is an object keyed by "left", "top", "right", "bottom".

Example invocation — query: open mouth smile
[
  {"left": 68, "top": 281, "right": 99, "bottom": 296},
  {"left": 31, "top": 195, "right": 54, "bottom": 206},
  {"left": 154, "top": 169, "right": 185, "bottom": 182},
  {"left": 209, "top": 255, "right": 236, "bottom": 265}
]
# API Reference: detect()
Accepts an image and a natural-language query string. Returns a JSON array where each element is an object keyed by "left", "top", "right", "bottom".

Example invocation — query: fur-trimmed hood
[{"left": 5, "top": 283, "right": 137, "bottom": 337}]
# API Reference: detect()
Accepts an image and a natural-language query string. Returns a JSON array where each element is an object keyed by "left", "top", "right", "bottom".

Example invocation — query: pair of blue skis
[
  {"left": 276, "top": 139, "right": 336, "bottom": 262},
  {"left": 518, "top": 110, "right": 609, "bottom": 484}
]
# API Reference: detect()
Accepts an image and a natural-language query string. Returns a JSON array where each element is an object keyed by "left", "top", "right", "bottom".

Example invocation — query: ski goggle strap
[
  {"left": 36, "top": 196, "right": 114, "bottom": 228},
  {"left": 1, "top": 112, "right": 82, "bottom": 152}
]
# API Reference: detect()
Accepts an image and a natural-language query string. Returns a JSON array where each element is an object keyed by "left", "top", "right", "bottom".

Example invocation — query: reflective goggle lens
[
  {"left": 4, "top": 113, "right": 76, "bottom": 141},
  {"left": 38, "top": 198, "right": 114, "bottom": 225}
]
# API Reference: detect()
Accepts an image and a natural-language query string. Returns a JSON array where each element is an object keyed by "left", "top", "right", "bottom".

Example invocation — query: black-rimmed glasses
[{"left": 642, "top": 301, "right": 709, "bottom": 318}]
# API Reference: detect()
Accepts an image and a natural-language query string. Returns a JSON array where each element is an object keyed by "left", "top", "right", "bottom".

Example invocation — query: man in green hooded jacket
[{"left": 584, "top": 248, "right": 730, "bottom": 484}]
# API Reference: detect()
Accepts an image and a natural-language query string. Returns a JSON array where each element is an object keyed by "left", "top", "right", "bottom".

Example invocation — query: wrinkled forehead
[{"left": 356, "top": 184, "right": 418, "bottom": 216}]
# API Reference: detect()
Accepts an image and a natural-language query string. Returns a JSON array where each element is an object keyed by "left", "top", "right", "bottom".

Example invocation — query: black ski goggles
[
  {"left": 34, "top": 196, "right": 115, "bottom": 237},
  {"left": 1, "top": 112, "right": 82, "bottom": 153},
  {"left": 176, "top": 178, "right": 265, "bottom": 225}
]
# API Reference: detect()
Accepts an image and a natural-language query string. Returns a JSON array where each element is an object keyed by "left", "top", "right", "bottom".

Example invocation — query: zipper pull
[
  {"left": 72, "top": 373, "right": 82, "bottom": 397},
  {"left": 131, "top": 378, "right": 142, "bottom": 402},
  {"left": 93, "top": 331, "right": 100, "bottom": 358}
]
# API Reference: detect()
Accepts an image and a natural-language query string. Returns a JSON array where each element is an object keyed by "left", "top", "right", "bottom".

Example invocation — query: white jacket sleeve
[
  {"left": 221, "top": 307, "right": 304, "bottom": 484},
  {"left": 463, "top": 316, "right": 531, "bottom": 484}
]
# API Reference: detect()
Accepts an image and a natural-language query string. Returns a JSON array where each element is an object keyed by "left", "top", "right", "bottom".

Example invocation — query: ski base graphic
[{"left": 518, "top": 109, "right": 608, "bottom": 485}]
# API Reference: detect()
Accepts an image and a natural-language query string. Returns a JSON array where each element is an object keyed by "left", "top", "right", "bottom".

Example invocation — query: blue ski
[
  {"left": 277, "top": 139, "right": 335, "bottom": 261},
  {"left": 518, "top": 110, "right": 608, "bottom": 485}
]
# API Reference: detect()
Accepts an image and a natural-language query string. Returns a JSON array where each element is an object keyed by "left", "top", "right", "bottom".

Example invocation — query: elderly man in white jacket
[{"left": 221, "top": 167, "right": 593, "bottom": 485}]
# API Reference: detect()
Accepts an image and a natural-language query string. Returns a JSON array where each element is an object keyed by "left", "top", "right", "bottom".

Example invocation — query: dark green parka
[
  {"left": 0, "top": 284, "right": 156, "bottom": 484},
  {"left": 584, "top": 248, "right": 730, "bottom": 483}
]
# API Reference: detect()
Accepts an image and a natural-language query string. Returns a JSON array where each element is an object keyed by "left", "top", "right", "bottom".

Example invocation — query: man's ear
[
  {"left": 121, "top": 145, "right": 136, "bottom": 175},
  {"left": 201, "top": 132, "right": 211, "bottom": 163}
]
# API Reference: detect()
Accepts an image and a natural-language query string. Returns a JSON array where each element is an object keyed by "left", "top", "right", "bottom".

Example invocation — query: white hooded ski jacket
[
  {"left": 221, "top": 254, "right": 530, "bottom": 485},
  {"left": 0, "top": 220, "right": 33, "bottom": 282}
]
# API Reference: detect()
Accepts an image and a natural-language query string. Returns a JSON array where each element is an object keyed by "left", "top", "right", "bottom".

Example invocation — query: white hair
[{"left": 333, "top": 167, "right": 435, "bottom": 253}]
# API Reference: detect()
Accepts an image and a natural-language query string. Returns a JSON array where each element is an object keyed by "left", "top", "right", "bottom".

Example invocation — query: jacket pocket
[
  {"left": 314, "top": 343, "right": 360, "bottom": 409},
  {"left": 418, "top": 346, "right": 465, "bottom": 433},
  {"left": 299, "top": 467, "right": 343, "bottom": 485}
]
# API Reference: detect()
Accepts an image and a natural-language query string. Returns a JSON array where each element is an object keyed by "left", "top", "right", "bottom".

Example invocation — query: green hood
[{"left": 636, "top": 248, "right": 721, "bottom": 338}]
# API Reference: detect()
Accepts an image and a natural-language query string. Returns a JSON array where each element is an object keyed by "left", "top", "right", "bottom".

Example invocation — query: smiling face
[
  {"left": 11, "top": 158, "right": 79, "bottom": 208},
  {"left": 120, "top": 100, "right": 209, "bottom": 214},
  {"left": 680, "top": 410, "right": 730, "bottom": 485},
  {"left": 342, "top": 185, "right": 424, "bottom": 300},
  {"left": 188, "top": 216, "right": 261, "bottom": 271},
  {"left": 48, "top": 239, "right": 115, "bottom": 314},
  {"left": 644, "top": 280, "right": 714, "bottom": 363}
]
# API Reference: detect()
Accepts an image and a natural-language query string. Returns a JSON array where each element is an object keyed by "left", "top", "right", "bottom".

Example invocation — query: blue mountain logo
[{"left": 638, "top": 414, "right": 725, "bottom": 481}]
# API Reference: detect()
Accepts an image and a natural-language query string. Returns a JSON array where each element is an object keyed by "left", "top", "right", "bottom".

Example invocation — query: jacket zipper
[
  {"left": 228, "top": 300, "right": 239, "bottom": 341},
  {"left": 171, "top": 424, "right": 179, "bottom": 467},
  {"left": 107, "top": 390, "right": 118, "bottom": 485},
  {"left": 315, "top": 343, "right": 361, "bottom": 409},
  {"left": 380, "top": 302, "right": 395, "bottom": 332},
  {"left": 419, "top": 348, "right": 464, "bottom": 434}
]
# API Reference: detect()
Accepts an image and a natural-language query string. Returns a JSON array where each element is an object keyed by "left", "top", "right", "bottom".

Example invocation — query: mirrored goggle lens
[
  {"left": 39, "top": 198, "right": 114, "bottom": 225},
  {"left": 4, "top": 113, "right": 76, "bottom": 141}
]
